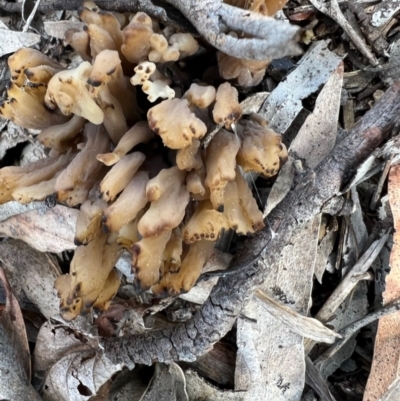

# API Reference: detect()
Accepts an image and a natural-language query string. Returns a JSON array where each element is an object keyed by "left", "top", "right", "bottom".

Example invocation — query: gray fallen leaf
[
  {"left": 0, "top": 267, "right": 42, "bottom": 401},
  {"left": 36, "top": 324, "right": 120, "bottom": 401},
  {"left": 141, "top": 363, "right": 188, "bottom": 401},
  {"left": 235, "top": 216, "right": 320, "bottom": 401},
  {"left": 0, "top": 28, "right": 40, "bottom": 57},
  {"left": 44, "top": 21, "right": 85, "bottom": 39},
  {"left": 185, "top": 370, "right": 245, "bottom": 401},
  {"left": 42, "top": 350, "right": 120, "bottom": 401},
  {"left": 264, "top": 60, "right": 343, "bottom": 215},
  {"left": 240, "top": 92, "right": 269, "bottom": 115},
  {"left": 0, "top": 121, "right": 32, "bottom": 160},
  {"left": 34, "top": 322, "right": 89, "bottom": 374},
  {"left": 314, "top": 228, "right": 337, "bottom": 284},
  {"left": 304, "top": 231, "right": 390, "bottom": 355},
  {"left": 371, "top": 0, "right": 400, "bottom": 27},
  {"left": 0, "top": 203, "right": 78, "bottom": 252},
  {"left": 108, "top": 369, "right": 149, "bottom": 401},
  {"left": 316, "top": 282, "right": 368, "bottom": 378},
  {"left": 305, "top": 357, "right": 336, "bottom": 401},
  {"left": 340, "top": 154, "right": 380, "bottom": 194},
  {"left": 20, "top": 140, "right": 47, "bottom": 166},
  {"left": 0, "top": 239, "right": 61, "bottom": 319},
  {"left": 254, "top": 289, "right": 341, "bottom": 344},
  {"left": 344, "top": 187, "right": 368, "bottom": 268},
  {"left": 260, "top": 40, "right": 343, "bottom": 134},
  {"left": 0, "top": 200, "right": 45, "bottom": 222},
  {"left": 289, "top": 62, "right": 344, "bottom": 169},
  {"left": 264, "top": 159, "right": 295, "bottom": 216}
]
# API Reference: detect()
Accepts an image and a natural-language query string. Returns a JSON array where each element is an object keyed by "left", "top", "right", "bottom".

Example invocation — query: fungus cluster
[{"left": 0, "top": 1, "right": 288, "bottom": 320}]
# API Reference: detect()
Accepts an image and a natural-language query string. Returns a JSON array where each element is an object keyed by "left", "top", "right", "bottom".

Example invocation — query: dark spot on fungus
[
  {"left": 106, "top": 67, "right": 116, "bottom": 76},
  {"left": 87, "top": 78, "right": 102, "bottom": 87}
]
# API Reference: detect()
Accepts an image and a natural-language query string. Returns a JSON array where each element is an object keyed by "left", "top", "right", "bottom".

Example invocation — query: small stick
[{"left": 314, "top": 299, "right": 400, "bottom": 367}]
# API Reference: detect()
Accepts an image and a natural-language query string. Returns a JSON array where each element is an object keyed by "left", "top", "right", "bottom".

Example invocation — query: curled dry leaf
[{"left": 41, "top": 348, "right": 120, "bottom": 401}]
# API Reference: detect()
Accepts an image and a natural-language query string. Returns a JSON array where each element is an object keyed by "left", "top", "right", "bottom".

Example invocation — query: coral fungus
[{"left": 0, "top": 1, "right": 287, "bottom": 320}]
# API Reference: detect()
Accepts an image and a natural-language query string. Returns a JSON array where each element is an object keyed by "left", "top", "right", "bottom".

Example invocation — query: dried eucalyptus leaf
[
  {"left": 317, "top": 283, "right": 368, "bottom": 378},
  {"left": 260, "top": 40, "right": 343, "bottom": 133},
  {"left": 34, "top": 322, "right": 89, "bottom": 373},
  {"left": 0, "top": 28, "right": 40, "bottom": 57},
  {"left": 235, "top": 216, "right": 320, "bottom": 401},
  {"left": 0, "top": 267, "right": 41, "bottom": 401},
  {"left": 0, "top": 204, "right": 78, "bottom": 252},
  {"left": 371, "top": 0, "right": 400, "bottom": 27},
  {"left": 0, "top": 239, "right": 61, "bottom": 319},
  {"left": 254, "top": 289, "right": 341, "bottom": 344},
  {"left": 314, "top": 229, "right": 337, "bottom": 284},
  {"left": 240, "top": 92, "right": 269, "bottom": 115},
  {"left": 141, "top": 363, "right": 188, "bottom": 401},
  {"left": 42, "top": 350, "right": 120, "bottom": 401},
  {"left": 185, "top": 370, "right": 244, "bottom": 401},
  {"left": 108, "top": 369, "right": 149, "bottom": 401},
  {"left": 44, "top": 21, "right": 84, "bottom": 39},
  {"left": 290, "top": 63, "right": 343, "bottom": 169},
  {"left": 0, "top": 200, "right": 45, "bottom": 222},
  {"left": 0, "top": 121, "right": 31, "bottom": 160},
  {"left": 265, "top": 61, "right": 343, "bottom": 215}
]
